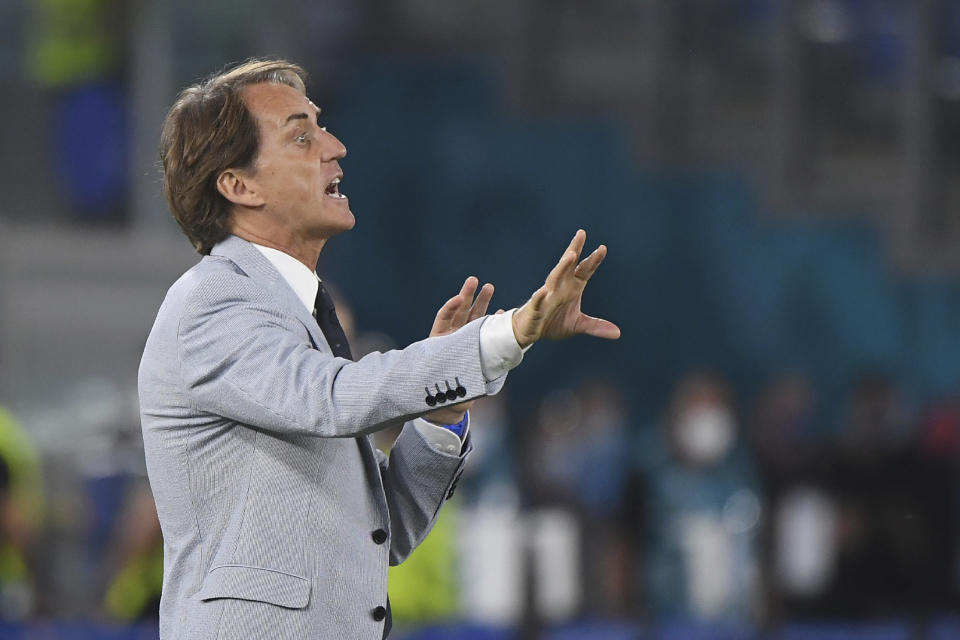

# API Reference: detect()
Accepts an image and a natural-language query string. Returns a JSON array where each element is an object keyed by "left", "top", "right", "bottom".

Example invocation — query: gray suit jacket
[{"left": 138, "top": 236, "right": 505, "bottom": 639}]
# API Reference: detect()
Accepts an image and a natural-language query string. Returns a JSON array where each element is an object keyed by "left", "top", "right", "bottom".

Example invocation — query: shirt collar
[{"left": 250, "top": 243, "right": 320, "bottom": 315}]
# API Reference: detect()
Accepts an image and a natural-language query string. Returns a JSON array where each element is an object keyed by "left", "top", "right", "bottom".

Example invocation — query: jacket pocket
[{"left": 197, "top": 564, "right": 311, "bottom": 609}]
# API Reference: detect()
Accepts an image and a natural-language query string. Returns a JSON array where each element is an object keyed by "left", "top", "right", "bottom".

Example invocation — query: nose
[{"left": 322, "top": 129, "right": 347, "bottom": 161}]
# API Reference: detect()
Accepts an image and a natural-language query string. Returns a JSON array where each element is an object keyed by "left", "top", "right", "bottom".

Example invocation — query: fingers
[
  {"left": 468, "top": 283, "right": 495, "bottom": 322},
  {"left": 431, "top": 277, "right": 476, "bottom": 335},
  {"left": 545, "top": 248, "right": 579, "bottom": 289},
  {"left": 546, "top": 230, "right": 589, "bottom": 288},
  {"left": 574, "top": 244, "right": 607, "bottom": 281},
  {"left": 431, "top": 294, "right": 463, "bottom": 335},
  {"left": 459, "top": 276, "right": 479, "bottom": 302},
  {"left": 452, "top": 277, "right": 480, "bottom": 326},
  {"left": 432, "top": 277, "right": 497, "bottom": 337},
  {"left": 567, "top": 229, "right": 587, "bottom": 260},
  {"left": 576, "top": 313, "right": 622, "bottom": 340},
  {"left": 434, "top": 288, "right": 466, "bottom": 325}
]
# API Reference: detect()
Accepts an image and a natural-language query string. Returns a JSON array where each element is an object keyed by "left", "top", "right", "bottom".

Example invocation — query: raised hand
[
  {"left": 430, "top": 276, "right": 495, "bottom": 337},
  {"left": 425, "top": 276, "right": 495, "bottom": 425},
  {"left": 512, "top": 229, "right": 620, "bottom": 348}
]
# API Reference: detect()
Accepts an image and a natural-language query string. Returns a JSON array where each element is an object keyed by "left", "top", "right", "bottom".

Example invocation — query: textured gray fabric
[{"left": 139, "top": 235, "right": 505, "bottom": 639}]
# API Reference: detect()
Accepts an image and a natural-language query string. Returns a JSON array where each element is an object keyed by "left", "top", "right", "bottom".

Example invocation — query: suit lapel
[{"left": 210, "top": 236, "right": 329, "bottom": 351}]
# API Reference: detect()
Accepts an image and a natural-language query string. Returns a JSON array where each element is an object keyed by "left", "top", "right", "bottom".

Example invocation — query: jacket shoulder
[{"left": 167, "top": 255, "right": 272, "bottom": 314}]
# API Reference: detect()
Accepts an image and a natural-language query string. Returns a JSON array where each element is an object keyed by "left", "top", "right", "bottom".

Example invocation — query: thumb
[{"left": 577, "top": 314, "right": 621, "bottom": 340}]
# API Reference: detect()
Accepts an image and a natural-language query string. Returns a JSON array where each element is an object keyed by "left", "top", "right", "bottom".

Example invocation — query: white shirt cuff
[
  {"left": 414, "top": 417, "right": 467, "bottom": 456},
  {"left": 479, "top": 308, "right": 531, "bottom": 382}
]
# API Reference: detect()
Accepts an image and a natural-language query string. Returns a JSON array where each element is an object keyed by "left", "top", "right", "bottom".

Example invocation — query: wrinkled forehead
[{"left": 241, "top": 82, "right": 319, "bottom": 130}]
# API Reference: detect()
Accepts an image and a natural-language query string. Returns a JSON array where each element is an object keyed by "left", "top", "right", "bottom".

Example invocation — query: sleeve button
[
  {"left": 371, "top": 529, "right": 388, "bottom": 545},
  {"left": 372, "top": 605, "right": 387, "bottom": 621}
]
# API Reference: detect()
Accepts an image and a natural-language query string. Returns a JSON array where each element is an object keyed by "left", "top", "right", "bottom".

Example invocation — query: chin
[
  {"left": 322, "top": 212, "right": 356, "bottom": 237},
  {"left": 338, "top": 210, "right": 356, "bottom": 232}
]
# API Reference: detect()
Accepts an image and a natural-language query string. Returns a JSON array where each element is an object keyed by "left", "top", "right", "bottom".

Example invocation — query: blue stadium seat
[{"left": 776, "top": 621, "right": 912, "bottom": 640}]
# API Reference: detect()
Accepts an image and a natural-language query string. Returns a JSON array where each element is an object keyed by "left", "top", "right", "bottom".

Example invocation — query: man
[{"left": 139, "top": 58, "right": 619, "bottom": 639}]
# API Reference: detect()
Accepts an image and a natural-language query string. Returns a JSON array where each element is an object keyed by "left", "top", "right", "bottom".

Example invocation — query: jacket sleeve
[
  {"left": 374, "top": 421, "right": 472, "bottom": 566},
  {"left": 176, "top": 271, "right": 507, "bottom": 438}
]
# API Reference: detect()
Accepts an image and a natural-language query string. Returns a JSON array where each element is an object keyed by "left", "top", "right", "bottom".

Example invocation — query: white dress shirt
[{"left": 252, "top": 243, "right": 529, "bottom": 455}]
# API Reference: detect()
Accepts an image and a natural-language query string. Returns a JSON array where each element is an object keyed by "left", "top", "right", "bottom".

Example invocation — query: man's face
[{"left": 241, "top": 82, "right": 354, "bottom": 241}]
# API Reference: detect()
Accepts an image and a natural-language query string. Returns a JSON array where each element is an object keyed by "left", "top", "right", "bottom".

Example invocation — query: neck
[{"left": 230, "top": 224, "right": 326, "bottom": 271}]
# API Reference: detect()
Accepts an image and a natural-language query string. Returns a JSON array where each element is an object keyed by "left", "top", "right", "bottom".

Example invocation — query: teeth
[{"left": 326, "top": 176, "right": 346, "bottom": 198}]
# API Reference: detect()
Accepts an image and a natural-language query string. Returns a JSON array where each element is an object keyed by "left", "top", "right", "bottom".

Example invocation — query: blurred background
[{"left": 1, "top": 0, "right": 960, "bottom": 638}]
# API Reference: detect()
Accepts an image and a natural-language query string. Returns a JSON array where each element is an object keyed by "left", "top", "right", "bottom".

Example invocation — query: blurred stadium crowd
[{"left": 4, "top": 0, "right": 960, "bottom": 638}]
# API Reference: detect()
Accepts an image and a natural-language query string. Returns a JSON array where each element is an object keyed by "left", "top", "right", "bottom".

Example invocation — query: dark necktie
[
  {"left": 315, "top": 285, "right": 384, "bottom": 633},
  {"left": 313, "top": 282, "right": 353, "bottom": 359}
]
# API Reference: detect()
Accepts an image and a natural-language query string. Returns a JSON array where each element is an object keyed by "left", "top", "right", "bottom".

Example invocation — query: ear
[{"left": 216, "top": 169, "right": 265, "bottom": 207}]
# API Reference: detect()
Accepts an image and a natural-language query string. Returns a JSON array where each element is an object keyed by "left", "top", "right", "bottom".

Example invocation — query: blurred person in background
[
  {"left": 452, "top": 391, "right": 523, "bottom": 625},
  {"left": 69, "top": 421, "right": 164, "bottom": 623},
  {"left": 574, "top": 380, "right": 632, "bottom": 617},
  {"left": 918, "top": 392, "right": 960, "bottom": 462},
  {"left": 0, "top": 407, "right": 43, "bottom": 621},
  {"left": 525, "top": 380, "right": 631, "bottom": 616},
  {"left": 455, "top": 392, "right": 516, "bottom": 507},
  {"left": 24, "top": 0, "right": 129, "bottom": 221},
  {"left": 631, "top": 371, "right": 762, "bottom": 626},
  {"left": 747, "top": 374, "right": 835, "bottom": 622},
  {"left": 103, "top": 481, "right": 162, "bottom": 622},
  {"left": 814, "top": 373, "right": 955, "bottom": 617},
  {"left": 65, "top": 417, "right": 158, "bottom": 621},
  {"left": 917, "top": 392, "right": 960, "bottom": 605},
  {"left": 140, "top": 58, "right": 619, "bottom": 640}
]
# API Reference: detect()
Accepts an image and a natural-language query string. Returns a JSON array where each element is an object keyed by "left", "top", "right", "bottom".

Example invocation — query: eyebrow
[
  {"left": 283, "top": 108, "right": 322, "bottom": 126},
  {"left": 284, "top": 113, "right": 309, "bottom": 125}
]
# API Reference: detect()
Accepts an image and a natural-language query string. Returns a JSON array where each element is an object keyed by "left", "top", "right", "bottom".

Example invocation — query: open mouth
[{"left": 325, "top": 176, "right": 347, "bottom": 199}]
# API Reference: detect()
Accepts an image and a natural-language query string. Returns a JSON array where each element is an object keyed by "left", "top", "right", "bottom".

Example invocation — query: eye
[{"left": 295, "top": 132, "right": 309, "bottom": 144}]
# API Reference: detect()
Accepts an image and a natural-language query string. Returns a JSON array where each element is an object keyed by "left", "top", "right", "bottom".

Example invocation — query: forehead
[{"left": 241, "top": 82, "right": 317, "bottom": 129}]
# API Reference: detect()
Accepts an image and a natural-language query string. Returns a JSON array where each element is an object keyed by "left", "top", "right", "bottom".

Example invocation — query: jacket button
[
  {"left": 372, "top": 605, "right": 387, "bottom": 621},
  {"left": 372, "top": 529, "right": 388, "bottom": 544}
]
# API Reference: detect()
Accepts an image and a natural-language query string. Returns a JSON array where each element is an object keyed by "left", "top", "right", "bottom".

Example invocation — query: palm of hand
[
  {"left": 539, "top": 287, "right": 588, "bottom": 340},
  {"left": 521, "top": 283, "right": 586, "bottom": 342},
  {"left": 513, "top": 230, "right": 620, "bottom": 346}
]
